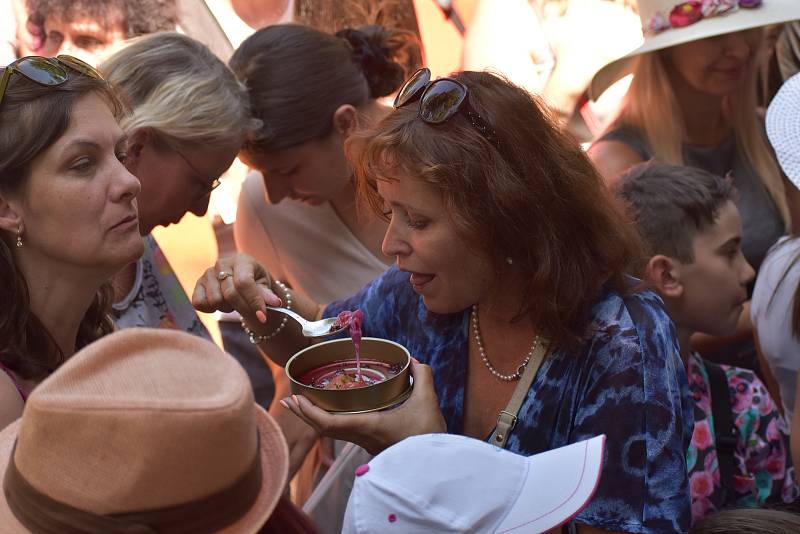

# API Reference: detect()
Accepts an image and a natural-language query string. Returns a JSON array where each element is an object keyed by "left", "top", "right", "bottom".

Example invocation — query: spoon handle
[{"left": 265, "top": 305, "right": 307, "bottom": 326}]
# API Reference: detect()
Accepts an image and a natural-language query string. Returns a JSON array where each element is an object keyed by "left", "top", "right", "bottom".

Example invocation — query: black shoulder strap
[{"left": 704, "top": 358, "right": 738, "bottom": 507}]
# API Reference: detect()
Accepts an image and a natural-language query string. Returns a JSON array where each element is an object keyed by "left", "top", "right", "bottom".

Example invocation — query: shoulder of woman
[
  {"left": 0, "top": 371, "right": 25, "bottom": 428},
  {"left": 587, "top": 139, "right": 644, "bottom": 186},
  {"left": 585, "top": 286, "right": 677, "bottom": 360}
]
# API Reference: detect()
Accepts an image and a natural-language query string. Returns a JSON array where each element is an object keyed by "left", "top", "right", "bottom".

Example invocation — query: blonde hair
[
  {"left": 616, "top": 39, "right": 790, "bottom": 229},
  {"left": 100, "top": 32, "right": 259, "bottom": 150}
]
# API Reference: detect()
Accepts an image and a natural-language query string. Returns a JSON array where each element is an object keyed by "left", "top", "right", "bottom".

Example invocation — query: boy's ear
[
  {"left": 644, "top": 254, "right": 684, "bottom": 299},
  {"left": 332, "top": 105, "right": 359, "bottom": 140}
]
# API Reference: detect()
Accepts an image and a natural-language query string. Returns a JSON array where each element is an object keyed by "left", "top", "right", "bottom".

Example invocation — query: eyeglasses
[
  {"left": 0, "top": 55, "right": 102, "bottom": 108},
  {"left": 393, "top": 68, "right": 501, "bottom": 151},
  {"left": 175, "top": 149, "right": 221, "bottom": 194}
]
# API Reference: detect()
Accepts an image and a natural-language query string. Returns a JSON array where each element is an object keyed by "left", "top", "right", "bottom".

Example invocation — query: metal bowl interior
[{"left": 285, "top": 337, "right": 411, "bottom": 413}]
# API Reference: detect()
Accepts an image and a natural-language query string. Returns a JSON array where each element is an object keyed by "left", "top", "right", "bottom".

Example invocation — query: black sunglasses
[
  {"left": 393, "top": 68, "right": 501, "bottom": 151},
  {"left": 0, "top": 55, "right": 102, "bottom": 108}
]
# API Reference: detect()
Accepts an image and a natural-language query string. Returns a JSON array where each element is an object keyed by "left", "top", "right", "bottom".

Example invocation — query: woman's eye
[
  {"left": 408, "top": 217, "right": 429, "bottom": 230},
  {"left": 70, "top": 158, "right": 93, "bottom": 173}
]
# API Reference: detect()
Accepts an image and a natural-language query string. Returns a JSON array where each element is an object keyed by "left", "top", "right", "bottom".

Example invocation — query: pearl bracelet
[{"left": 241, "top": 280, "right": 292, "bottom": 344}]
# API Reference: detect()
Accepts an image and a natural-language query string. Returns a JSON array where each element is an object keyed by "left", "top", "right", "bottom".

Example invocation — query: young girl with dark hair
[
  {"left": 230, "top": 22, "right": 421, "bottom": 303},
  {"left": 195, "top": 69, "right": 693, "bottom": 534},
  {"left": 228, "top": 22, "right": 421, "bottom": 507}
]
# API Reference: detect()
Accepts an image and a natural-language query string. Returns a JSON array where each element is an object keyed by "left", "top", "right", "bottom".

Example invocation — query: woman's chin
[
  {"left": 110, "top": 237, "right": 146, "bottom": 269},
  {"left": 420, "top": 295, "right": 467, "bottom": 315}
]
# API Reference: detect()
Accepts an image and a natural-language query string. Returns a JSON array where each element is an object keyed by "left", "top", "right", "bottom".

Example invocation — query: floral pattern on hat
[
  {"left": 646, "top": 0, "right": 762, "bottom": 36},
  {"left": 670, "top": 2, "right": 704, "bottom": 28}
]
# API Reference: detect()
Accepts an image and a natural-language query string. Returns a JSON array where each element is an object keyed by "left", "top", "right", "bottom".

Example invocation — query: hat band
[
  {"left": 644, "top": 0, "right": 763, "bottom": 36},
  {"left": 3, "top": 435, "right": 263, "bottom": 533}
]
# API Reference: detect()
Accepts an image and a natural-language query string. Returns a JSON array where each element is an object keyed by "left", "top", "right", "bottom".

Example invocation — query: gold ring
[{"left": 217, "top": 271, "right": 232, "bottom": 281}]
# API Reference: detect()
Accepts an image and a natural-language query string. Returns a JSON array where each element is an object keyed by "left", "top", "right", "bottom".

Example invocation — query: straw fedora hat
[
  {"left": 590, "top": 0, "right": 800, "bottom": 100},
  {"left": 0, "top": 328, "right": 289, "bottom": 533}
]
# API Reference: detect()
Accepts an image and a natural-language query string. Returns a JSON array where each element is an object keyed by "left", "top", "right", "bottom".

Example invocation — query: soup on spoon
[{"left": 299, "top": 310, "right": 402, "bottom": 390}]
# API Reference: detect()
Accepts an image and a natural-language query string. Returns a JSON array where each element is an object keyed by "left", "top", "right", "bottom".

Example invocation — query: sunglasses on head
[
  {"left": 393, "top": 68, "right": 501, "bottom": 151},
  {"left": 0, "top": 55, "right": 103, "bottom": 108}
]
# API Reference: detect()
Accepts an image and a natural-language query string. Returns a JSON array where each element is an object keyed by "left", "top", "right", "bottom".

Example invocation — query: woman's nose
[
  {"left": 381, "top": 218, "right": 411, "bottom": 258},
  {"left": 721, "top": 31, "right": 753, "bottom": 60},
  {"left": 114, "top": 163, "right": 141, "bottom": 202},
  {"left": 264, "top": 174, "right": 290, "bottom": 204}
]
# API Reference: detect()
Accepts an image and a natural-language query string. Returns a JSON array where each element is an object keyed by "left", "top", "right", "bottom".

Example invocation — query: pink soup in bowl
[{"left": 285, "top": 337, "right": 412, "bottom": 414}]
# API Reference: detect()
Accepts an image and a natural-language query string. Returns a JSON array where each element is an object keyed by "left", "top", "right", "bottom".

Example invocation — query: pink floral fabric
[{"left": 686, "top": 352, "right": 798, "bottom": 524}]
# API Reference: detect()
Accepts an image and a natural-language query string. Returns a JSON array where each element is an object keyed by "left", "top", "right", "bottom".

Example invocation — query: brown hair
[
  {"left": 615, "top": 161, "right": 737, "bottom": 266},
  {"left": 689, "top": 508, "right": 800, "bottom": 534},
  {"left": 348, "top": 71, "right": 641, "bottom": 349},
  {"left": 229, "top": 22, "right": 421, "bottom": 153},
  {"left": 0, "top": 67, "right": 120, "bottom": 380}
]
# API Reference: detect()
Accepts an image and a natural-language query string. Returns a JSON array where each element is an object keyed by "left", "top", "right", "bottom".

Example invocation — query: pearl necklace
[{"left": 471, "top": 304, "right": 539, "bottom": 382}]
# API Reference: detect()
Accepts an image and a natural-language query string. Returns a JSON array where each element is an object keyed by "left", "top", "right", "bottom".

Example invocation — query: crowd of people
[{"left": 3, "top": 0, "right": 800, "bottom": 532}]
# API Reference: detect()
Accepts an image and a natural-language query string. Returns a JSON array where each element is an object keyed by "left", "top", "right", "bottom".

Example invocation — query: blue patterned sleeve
[{"left": 572, "top": 291, "right": 693, "bottom": 534}]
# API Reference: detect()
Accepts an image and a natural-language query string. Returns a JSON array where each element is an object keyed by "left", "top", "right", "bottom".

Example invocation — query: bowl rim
[{"left": 285, "top": 336, "right": 411, "bottom": 391}]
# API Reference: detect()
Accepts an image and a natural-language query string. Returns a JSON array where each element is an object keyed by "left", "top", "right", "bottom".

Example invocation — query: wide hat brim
[
  {"left": 0, "top": 405, "right": 289, "bottom": 534},
  {"left": 767, "top": 72, "right": 800, "bottom": 190},
  {"left": 590, "top": 3, "right": 800, "bottom": 100}
]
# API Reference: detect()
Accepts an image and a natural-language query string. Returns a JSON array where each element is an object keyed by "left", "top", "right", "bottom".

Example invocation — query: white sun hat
[
  {"left": 342, "top": 433, "right": 605, "bottom": 534},
  {"left": 590, "top": 0, "right": 800, "bottom": 100},
  {"left": 767, "top": 72, "right": 800, "bottom": 190}
]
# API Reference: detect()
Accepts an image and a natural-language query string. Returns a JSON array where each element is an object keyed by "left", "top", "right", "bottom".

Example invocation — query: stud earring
[
  {"left": 506, "top": 257, "right": 513, "bottom": 265},
  {"left": 16, "top": 228, "right": 22, "bottom": 248}
]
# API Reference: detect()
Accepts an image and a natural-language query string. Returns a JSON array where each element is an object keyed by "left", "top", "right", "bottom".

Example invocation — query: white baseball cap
[
  {"left": 767, "top": 72, "right": 800, "bottom": 191},
  {"left": 342, "top": 433, "right": 606, "bottom": 534}
]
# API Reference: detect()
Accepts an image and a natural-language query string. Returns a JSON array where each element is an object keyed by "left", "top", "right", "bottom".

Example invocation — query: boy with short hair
[{"left": 615, "top": 161, "right": 798, "bottom": 524}]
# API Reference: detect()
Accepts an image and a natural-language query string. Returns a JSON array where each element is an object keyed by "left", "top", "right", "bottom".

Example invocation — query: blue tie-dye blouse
[{"left": 324, "top": 266, "right": 693, "bottom": 534}]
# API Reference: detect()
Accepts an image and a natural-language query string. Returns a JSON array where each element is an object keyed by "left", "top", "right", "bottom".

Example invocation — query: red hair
[{"left": 347, "top": 71, "right": 641, "bottom": 349}]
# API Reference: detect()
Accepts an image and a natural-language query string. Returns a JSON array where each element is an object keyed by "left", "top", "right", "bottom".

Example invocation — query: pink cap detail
[
  {"left": 388, "top": 514, "right": 397, "bottom": 523},
  {"left": 355, "top": 464, "right": 370, "bottom": 477}
]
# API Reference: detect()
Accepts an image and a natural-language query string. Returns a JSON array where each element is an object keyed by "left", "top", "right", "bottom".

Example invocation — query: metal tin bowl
[{"left": 285, "top": 337, "right": 411, "bottom": 414}]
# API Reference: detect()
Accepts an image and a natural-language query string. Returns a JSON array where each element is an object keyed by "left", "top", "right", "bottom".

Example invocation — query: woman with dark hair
[
  {"left": 230, "top": 22, "right": 421, "bottom": 303},
  {"left": 0, "top": 56, "right": 143, "bottom": 428},
  {"left": 195, "top": 70, "right": 693, "bottom": 533},
  {"left": 228, "top": 22, "right": 421, "bottom": 503}
]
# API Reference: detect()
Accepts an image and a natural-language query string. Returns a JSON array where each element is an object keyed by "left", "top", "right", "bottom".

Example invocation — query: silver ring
[{"left": 217, "top": 271, "right": 233, "bottom": 281}]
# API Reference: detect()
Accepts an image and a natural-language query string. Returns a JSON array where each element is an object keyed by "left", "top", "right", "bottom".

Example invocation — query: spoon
[{"left": 266, "top": 306, "right": 348, "bottom": 338}]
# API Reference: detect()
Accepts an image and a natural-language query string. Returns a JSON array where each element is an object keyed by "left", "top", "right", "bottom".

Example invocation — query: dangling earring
[{"left": 16, "top": 228, "right": 22, "bottom": 248}]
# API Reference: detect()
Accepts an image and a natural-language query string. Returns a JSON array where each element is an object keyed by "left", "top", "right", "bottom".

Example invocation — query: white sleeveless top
[{"left": 234, "top": 171, "right": 388, "bottom": 303}]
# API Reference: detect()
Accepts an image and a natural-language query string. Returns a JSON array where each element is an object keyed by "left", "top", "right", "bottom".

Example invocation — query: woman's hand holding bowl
[{"left": 281, "top": 359, "right": 447, "bottom": 455}]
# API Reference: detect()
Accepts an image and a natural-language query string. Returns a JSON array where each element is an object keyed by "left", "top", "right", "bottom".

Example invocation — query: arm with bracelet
[{"left": 192, "top": 253, "right": 319, "bottom": 367}]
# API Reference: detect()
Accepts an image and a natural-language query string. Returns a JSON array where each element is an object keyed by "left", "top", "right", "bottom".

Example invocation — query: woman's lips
[
  {"left": 714, "top": 65, "right": 744, "bottom": 79},
  {"left": 109, "top": 215, "right": 138, "bottom": 232},
  {"left": 409, "top": 272, "right": 435, "bottom": 292}
]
